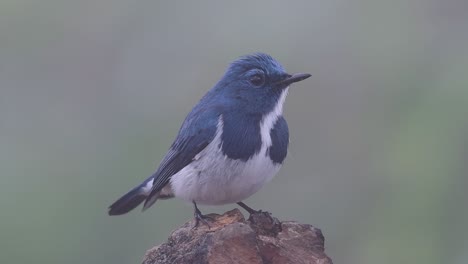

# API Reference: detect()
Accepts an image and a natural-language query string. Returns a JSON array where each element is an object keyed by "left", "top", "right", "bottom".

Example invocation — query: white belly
[{"left": 170, "top": 148, "right": 281, "bottom": 205}]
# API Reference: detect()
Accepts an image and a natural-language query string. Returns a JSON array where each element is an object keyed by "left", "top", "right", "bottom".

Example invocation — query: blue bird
[{"left": 108, "top": 53, "right": 311, "bottom": 226}]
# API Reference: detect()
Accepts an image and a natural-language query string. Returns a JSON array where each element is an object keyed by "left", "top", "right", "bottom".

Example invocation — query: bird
[{"left": 108, "top": 53, "right": 311, "bottom": 226}]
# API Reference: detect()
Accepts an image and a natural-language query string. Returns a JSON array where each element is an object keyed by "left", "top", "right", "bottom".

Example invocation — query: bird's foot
[
  {"left": 192, "top": 201, "right": 212, "bottom": 229},
  {"left": 193, "top": 211, "right": 213, "bottom": 229}
]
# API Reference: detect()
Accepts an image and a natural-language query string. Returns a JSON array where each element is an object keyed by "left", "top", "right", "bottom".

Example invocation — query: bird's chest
[{"left": 170, "top": 114, "right": 283, "bottom": 205}]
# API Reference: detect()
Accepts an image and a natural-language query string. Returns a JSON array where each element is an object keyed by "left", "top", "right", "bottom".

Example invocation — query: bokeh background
[{"left": 1, "top": 0, "right": 467, "bottom": 263}]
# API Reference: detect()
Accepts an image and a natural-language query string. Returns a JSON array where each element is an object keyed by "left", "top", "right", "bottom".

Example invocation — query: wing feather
[{"left": 143, "top": 105, "right": 221, "bottom": 207}]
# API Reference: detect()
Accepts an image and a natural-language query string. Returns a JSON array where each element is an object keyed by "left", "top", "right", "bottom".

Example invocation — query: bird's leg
[
  {"left": 237, "top": 202, "right": 262, "bottom": 215},
  {"left": 192, "top": 201, "right": 212, "bottom": 228}
]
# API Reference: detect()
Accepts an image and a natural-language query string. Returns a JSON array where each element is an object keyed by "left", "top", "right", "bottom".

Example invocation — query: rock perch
[{"left": 142, "top": 209, "right": 332, "bottom": 264}]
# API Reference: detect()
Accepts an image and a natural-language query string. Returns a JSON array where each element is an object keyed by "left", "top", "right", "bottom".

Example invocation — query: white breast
[{"left": 170, "top": 88, "right": 289, "bottom": 205}]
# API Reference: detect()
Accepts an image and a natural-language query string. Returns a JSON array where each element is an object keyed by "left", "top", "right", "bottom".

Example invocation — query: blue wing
[{"left": 108, "top": 103, "right": 221, "bottom": 215}]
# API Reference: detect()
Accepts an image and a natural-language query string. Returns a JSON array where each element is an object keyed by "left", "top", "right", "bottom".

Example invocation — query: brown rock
[{"left": 143, "top": 209, "right": 332, "bottom": 264}]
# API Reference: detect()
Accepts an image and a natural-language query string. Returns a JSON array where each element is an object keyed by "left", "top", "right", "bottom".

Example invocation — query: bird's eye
[{"left": 249, "top": 73, "right": 265, "bottom": 87}]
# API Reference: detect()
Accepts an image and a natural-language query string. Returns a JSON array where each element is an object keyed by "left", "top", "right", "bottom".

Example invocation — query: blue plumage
[
  {"left": 108, "top": 53, "right": 311, "bottom": 222},
  {"left": 269, "top": 116, "right": 289, "bottom": 164},
  {"left": 221, "top": 111, "right": 262, "bottom": 161}
]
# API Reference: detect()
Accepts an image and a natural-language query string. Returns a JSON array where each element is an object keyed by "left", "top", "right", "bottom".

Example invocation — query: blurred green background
[{"left": 1, "top": 0, "right": 467, "bottom": 263}]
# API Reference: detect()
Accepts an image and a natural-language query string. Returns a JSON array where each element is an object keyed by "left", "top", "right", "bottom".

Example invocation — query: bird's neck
[{"left": 258, "top": 87, "right": 289, "bottom": 150}]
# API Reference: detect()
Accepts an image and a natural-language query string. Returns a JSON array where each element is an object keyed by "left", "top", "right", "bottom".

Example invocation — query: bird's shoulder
[{"left": 176, "top": 102, "right": 224, "bottom": 144}]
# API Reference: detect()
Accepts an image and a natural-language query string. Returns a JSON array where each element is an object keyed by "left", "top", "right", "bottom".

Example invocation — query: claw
[{"left": 192, "top": 201, "right": 212, "bottom": 229}]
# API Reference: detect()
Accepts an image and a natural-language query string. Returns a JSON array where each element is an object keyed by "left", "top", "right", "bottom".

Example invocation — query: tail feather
[
  {"left": 108, "top": 178, "right": 153, "bottom": 216},
  {"left": 142, "top": 193, "right": 158, "bottom": 212}
]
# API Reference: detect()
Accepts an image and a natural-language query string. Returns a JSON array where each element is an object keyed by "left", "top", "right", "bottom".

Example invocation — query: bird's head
[{"left": 212, "top": 53, "right": 311, "bottom": 115}]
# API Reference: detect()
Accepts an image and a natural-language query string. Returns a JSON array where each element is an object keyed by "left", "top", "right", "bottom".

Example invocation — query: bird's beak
[{"left": 276, "top": 73, "right": 311, "bottom": 86}]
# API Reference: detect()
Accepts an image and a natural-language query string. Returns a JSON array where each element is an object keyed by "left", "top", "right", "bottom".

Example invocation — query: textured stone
[{"left": 143, "top": 209, "right": 332, "bottom": 264}]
